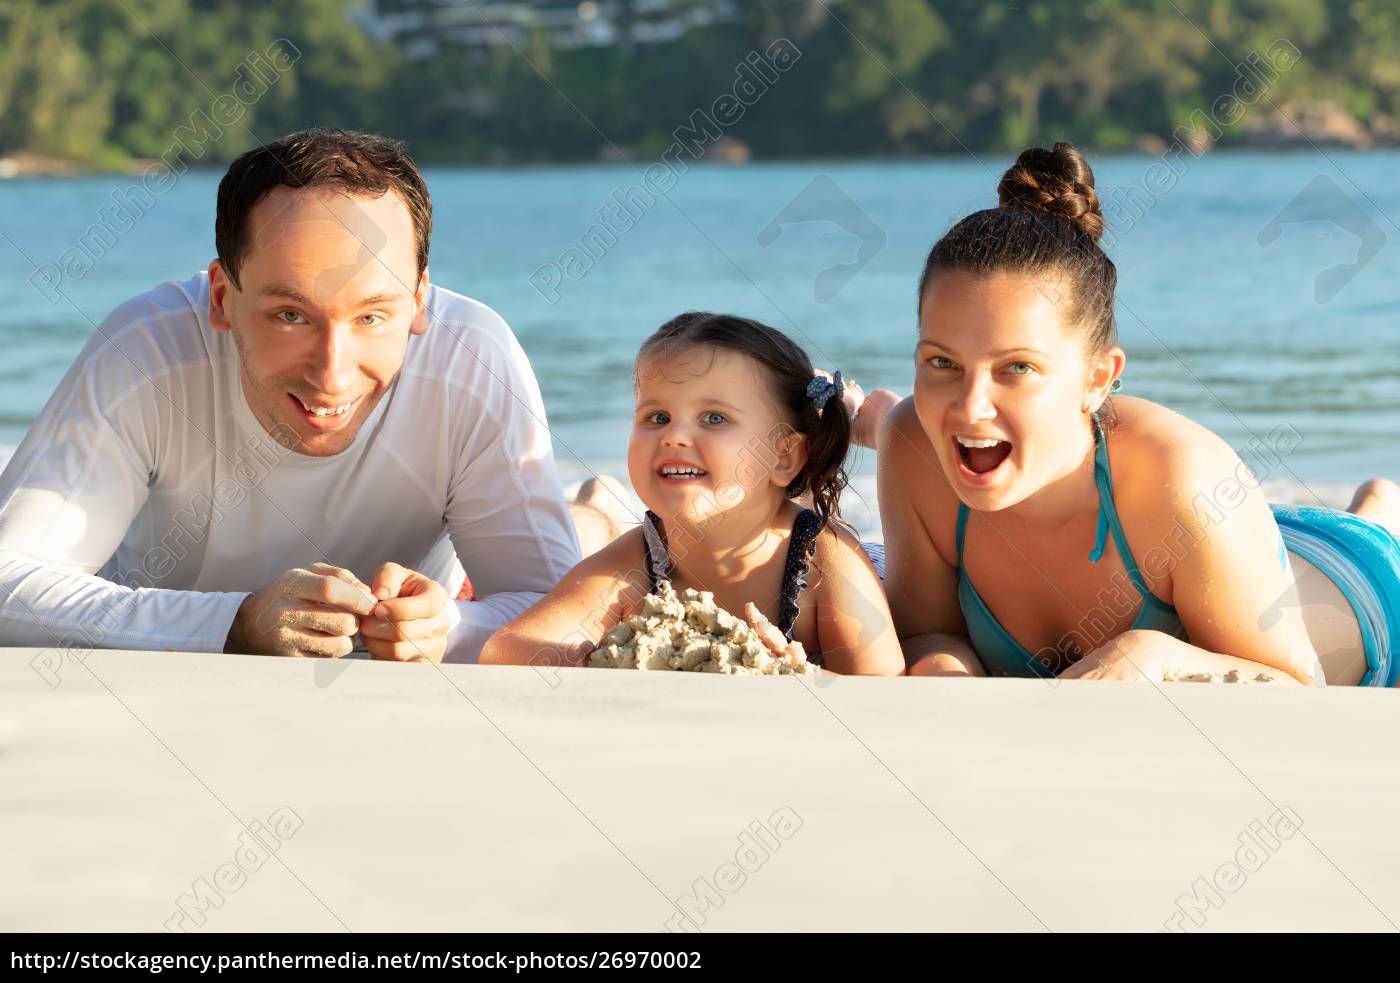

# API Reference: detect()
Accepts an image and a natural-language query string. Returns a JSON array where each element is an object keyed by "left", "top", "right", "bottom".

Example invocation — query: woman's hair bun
[{"left": 997, "top": 142, "right": 1103, "bottom": 241}]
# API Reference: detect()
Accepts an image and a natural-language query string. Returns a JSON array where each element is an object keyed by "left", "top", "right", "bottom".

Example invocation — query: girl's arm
[
  {"left": 877, "top": 398, "right": 987, "bottom": 676},
  {"left": 478, "top": 529, "right": 649, "bottom": 667},
  {"left": 810, "top": 524, "right": 904, "bottom": 675}
]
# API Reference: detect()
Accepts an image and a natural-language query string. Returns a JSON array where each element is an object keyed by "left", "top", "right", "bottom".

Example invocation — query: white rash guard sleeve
[{"left": 0, "top": 274, "right": 581, "bottom": 661}]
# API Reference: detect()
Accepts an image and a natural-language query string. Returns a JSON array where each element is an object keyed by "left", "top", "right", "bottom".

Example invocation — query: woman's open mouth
[
  {"left": 954, "top": 435, "right": 1012, "bottom": 480},
  {"left": 288, "top": 393, "right": 360, "bottom": 432}
]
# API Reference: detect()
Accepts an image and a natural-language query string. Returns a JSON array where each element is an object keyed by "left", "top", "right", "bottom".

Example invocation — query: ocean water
[{"left": 2, "top": 151, "right": 1396, "bottom": 534}]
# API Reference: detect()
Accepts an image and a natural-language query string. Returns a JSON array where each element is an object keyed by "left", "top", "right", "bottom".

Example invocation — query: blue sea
[{"left": 3, "top": 151, "right": 1397, "bottom": 531}]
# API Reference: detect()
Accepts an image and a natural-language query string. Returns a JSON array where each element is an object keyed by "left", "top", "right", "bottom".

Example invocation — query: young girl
[
  {"left": 480, "top": 312, "right": 904, "bottom": 675},
  {"left": 863, "top": 142, "right": 1400, "bottom": 686}
]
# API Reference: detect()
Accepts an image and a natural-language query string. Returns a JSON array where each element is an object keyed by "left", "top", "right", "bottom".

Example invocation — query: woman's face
[{"left": 914, "top": 270, "right": 1119, "bottom": 511}]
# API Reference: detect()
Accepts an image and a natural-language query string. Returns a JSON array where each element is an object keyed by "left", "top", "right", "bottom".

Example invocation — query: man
[{"left": 0, "top": 129, "right": 582, "bottom": 662}]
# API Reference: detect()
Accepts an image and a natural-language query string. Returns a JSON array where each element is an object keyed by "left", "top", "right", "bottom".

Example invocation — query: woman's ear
[
  {"left": 1084, "top": 346, "right": 1126, "bottom": 414},
  {"left": 770, "top": 429, "right": 808, "bottom": 488}
]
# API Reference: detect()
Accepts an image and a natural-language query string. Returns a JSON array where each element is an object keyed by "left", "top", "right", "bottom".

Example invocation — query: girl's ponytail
[{"left": 790, "top": 372, "right": 850, "bottom": 535}]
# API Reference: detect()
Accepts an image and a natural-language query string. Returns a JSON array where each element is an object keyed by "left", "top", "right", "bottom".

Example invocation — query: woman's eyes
[{"left": 925, "top": 356, "right": 1035, "bottom": 376}]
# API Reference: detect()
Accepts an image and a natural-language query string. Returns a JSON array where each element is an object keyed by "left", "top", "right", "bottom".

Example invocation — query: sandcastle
[{"left": 590, "top": 581, "right": 816, "bottom": 675}]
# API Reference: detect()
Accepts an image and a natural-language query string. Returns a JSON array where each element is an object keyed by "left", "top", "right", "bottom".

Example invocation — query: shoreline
[
  {"left": 9, "top": 143, "right": 1400, "bottom": 180},
  {"left": 558, "top": 468, "right": 1355, "bottom": 544}
]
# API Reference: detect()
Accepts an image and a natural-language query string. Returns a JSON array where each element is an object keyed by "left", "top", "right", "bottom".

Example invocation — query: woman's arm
[
  {"left": 1061, "top": 630, "right": 1300, "bottom": 683},
  {"left": 478, "top": 530, "right": 648, "bottom": 667},
  {"left": 810, "top": 525, "right": 904, "bottom": 675},
  {"left": 876, "top": 398, "right": 987, "bottom": 677},
  {"left": 1089, "top": 402, "right": 1320, "bottom": 684},
  {"left": 904, "top": 633, "right": 986, "bottom": 677}
]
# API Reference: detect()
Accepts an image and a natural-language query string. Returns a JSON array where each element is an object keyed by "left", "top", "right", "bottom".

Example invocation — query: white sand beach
[{"left": 2, "top": 650, "right": 1396, "bottom": 932}]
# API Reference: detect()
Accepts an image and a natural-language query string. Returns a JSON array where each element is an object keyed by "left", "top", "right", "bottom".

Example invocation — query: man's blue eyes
[{"left": 275, "top": 312, "right": 384, "bottom": 325}]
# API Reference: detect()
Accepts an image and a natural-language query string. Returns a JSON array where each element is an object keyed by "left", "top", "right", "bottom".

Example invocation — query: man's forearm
[
  {"left": 0, "top": 552, "right": 249, "bottom": 654},
  {"left": 444, "top": 591, "right": 549, "bottom": 664}
]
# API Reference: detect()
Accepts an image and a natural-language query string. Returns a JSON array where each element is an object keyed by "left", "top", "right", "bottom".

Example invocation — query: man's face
[{"left": 208, "top": 185, "right": 428, "bottom": 457}]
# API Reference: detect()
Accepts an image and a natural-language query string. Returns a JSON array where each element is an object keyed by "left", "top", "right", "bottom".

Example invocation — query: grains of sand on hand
[{"left": 1162, "top": 669, "right": 1276, "bottom": 684}]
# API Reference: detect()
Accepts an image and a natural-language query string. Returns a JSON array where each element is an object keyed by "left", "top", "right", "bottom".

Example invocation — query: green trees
[{"left": 2, "top": 0, "right": 1397, "bottom": 169}]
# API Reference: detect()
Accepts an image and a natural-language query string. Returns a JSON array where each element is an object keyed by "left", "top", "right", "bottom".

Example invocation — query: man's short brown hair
[{"left": 215, "top": 128, "right": 432, "bottom": 290}]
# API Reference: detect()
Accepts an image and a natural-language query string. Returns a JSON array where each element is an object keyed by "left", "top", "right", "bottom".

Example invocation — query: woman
[{"left": 860, "top": 142, "right": 1400, "bottom": 685}]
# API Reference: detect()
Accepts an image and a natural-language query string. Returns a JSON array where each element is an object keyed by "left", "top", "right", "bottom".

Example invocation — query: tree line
[{"left": 3, "top": 0, "right": 1397, "bottom": 170}]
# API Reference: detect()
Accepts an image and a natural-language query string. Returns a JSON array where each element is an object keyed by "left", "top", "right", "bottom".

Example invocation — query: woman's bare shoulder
[
  {"left": 1106, "top": 396, "right": 1262, "bottom": 544},
  {"left": 878, "top": 395, "right": 960, "bottom": 561},
  {"left": 1111, "top": 396, "right": 1244, "bottom": 479}
]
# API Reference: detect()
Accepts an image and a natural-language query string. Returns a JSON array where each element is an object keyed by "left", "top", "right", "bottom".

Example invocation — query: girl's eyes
[{"left": 641, "top": 411, "right": 727, "bottom": 425}]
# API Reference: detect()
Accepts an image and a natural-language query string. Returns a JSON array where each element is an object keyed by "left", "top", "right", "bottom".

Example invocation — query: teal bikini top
[{"left": 956, "top": 418, "right": 1187, "bottom": 678}]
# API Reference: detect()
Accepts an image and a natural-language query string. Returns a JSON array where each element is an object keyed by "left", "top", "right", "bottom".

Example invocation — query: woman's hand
[
  {"left": 1060, "top": 630, "right": 1170, "bottom": 681},
  {"left": 1061, "top": 630, "right": 1300, "bottom": 684}
]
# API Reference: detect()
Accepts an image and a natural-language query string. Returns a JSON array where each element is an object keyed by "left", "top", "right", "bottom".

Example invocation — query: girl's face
[
  {"left": 629, "top": 347, "right": 806, "bottom": 528},
  {"left": 914, "top": 270, "right": 1121, "bottom": 512}
]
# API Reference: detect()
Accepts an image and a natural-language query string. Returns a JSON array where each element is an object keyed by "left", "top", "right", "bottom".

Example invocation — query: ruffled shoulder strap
[
  {"left": 641, "top": 510, "right": 671, "bottom": 589},
  {"left": 776, "top": 509, "right": 822, "bottom": 640}
]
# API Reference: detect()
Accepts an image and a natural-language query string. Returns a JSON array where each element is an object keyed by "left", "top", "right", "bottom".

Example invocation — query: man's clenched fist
[
  {"left": 225, "top": 562, "right": 376, "bottom": 658},
  {"left": 358, "top": 562, "right": 451, "bottom": 663}
]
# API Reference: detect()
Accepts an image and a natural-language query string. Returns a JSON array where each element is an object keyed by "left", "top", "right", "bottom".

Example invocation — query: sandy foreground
[{"left": 1, "top": 649, "right": 1397, "bottom": 933}]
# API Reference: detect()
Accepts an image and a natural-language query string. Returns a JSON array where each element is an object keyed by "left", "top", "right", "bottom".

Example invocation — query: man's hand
[
  {"left": 226, "top": 562, "right": 376, "bottom": 658},
  {"left": 359, "top": 562, "right": 451, "bottom": 662}
]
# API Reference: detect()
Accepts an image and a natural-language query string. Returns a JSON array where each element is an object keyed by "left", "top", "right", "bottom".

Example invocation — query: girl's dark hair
[
  {"left": 918, "top": 141, "right": 1117, "bottom": 355},
  {"left": 637, "top": 312, "right": 850, "bottom": 535}
]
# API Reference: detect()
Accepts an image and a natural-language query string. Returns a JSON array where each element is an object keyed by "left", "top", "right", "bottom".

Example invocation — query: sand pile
[
  {"left": 1163, "top": 669, "right": 1276, "bottom": 683},
  {"left": 590, "top": 581, "right": 815, "bottom": 675}
]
